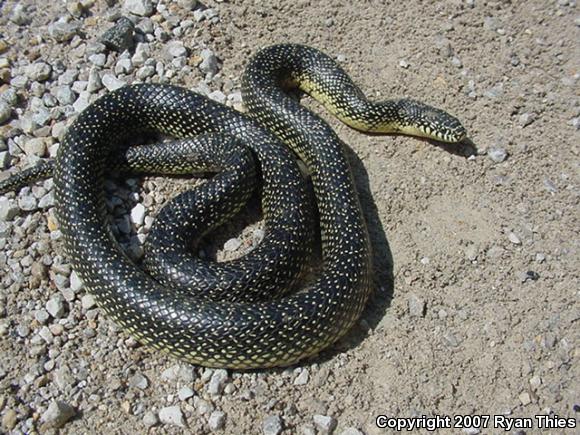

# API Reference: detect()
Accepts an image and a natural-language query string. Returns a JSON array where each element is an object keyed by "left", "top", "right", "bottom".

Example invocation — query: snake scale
[{"left": 0, "top": 44, "right": 466, "bottom": 368}]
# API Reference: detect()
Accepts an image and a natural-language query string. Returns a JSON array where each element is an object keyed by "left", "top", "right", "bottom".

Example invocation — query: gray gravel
[
  {"left": 262, "top": 415, "right": 284, "bottom": 435},
  {"left": 158, "top": 405, "right": 186, "bottom": 427},
  {"left": 40, "top": 401, "right": 76, "bottom": 429},
  {"left": 100, "top": 16, "right": 135, "bottom": 52},
  {"left": 123, "top": 0, "right": 154, "bottom": 17}
]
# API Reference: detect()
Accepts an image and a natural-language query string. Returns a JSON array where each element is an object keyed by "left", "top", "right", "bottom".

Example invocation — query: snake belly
[{"left": 44, "top": 43, "right": 466, "bottom": 369}]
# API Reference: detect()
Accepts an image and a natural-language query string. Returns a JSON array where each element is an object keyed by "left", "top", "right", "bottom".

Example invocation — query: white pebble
[
  {"left": 293, "top": 368, "right": 309, "bottom": 385},
  {"left": 46, "top": 296, "right": 65, "bottom": 318},
  {"left": 488, "top": 147, "right": 508, "bottom": 163},
  {"left": 101, "top": 74, "right": 126, "bottom": 91},
  {"left": 159, "top": 406, "right": 186, "bottom": 427},
  {"left": 508, "top": 232, "right": 521, "bottom": 245},
  {"left": 178, "top": 386, "right": 194, "bottom": 401},
  {"left": 131, "top": 203, "right": 146, "bottom": 226},
  {"left": 223, "top": 238, "right": 242, "bottom": 252},
  {"left": 208, "top": 410, "right": 226, "bottom": 430}
]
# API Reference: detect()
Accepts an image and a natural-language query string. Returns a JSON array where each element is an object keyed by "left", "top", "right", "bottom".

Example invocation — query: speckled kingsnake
[{"left": 0, "top": 44, "right": 466, "bottom": 368}]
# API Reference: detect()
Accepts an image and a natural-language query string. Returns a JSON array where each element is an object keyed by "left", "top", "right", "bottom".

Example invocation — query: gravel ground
[{"left": 0, "top": 0, "right": 578, "bottom": 434}]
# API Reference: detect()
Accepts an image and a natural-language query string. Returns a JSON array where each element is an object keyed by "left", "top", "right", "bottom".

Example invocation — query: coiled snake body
[{"left": 1, "top": 44, "right": 466, "bottom": 368}]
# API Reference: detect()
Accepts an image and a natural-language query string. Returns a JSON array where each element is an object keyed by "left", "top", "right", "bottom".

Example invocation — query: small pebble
[
  {"left": 89, "top": 53, "right": 107, "bottom": 68},
  {"left": 263, "top": 415, "right": 283, "bottom": 435},
  {"left": 48, "top": 20, "right": 80, "bottom": 42},
  {"left": 167, "top": 41, "right": 187, "bottom": 58},
  {"left": 159, "top": 405, "right": 186, "bottom": 427},
  {"left": 100, "top": 16, "right": 135, "bottom": 52},
  {"left": 294, "top": 368, "right": 310, "bottom": 385},
  {"left": 1, "top": 409, "right": 18, "bottom": 431},
  {"left": 223, "top": 238, "right": 242, "bottom": 252},
  {"left": 178, "top": 0, "right": 197, "bottom": 10},
  {"left": 123, "top": 0, "right": 154, "bottom": 17},
  {"left": 543, "top": 178, "right": 558, "bottom": 193},
  {"left": 132, "top": 43, "right": 150, "bottom": 67},
  {"left": 128, "top": 372, "right": 149, "bottom": 389},
  {"left": 81, "top": 294, "right": 96, "bottom": 310},
  {"left": 41, "top": 401, "right": 76, "bottom": 428},
  {"left": 39, "top": 191, "right": 55, "bottom": 209},
  {"left": 136, "top": 65, "right": 155, "bottom": 80},
  {"left": 143, "top": 410, "right": 159, "bottom": 427},
  {"left": 53, "top": 366, "right": 74, "bottom": 391},
  {"left": 518, "top": 112, "right": 536, "bottom": 127},
  {"left": 508, "top": 232, "right": 521, "bottom": 245},
  {"left": 130, "top": 203, "right": 146, "bottom": 226},
  {"left": 488, "top": 147, "right": 508, "bottom": 163},
  {"left": 0, "top": 100, "right": 11, "bottom": 123},
  {"left": 199, "top": 48, "right": 219, "bottom": 77},
  {"left": 0, "top": 151, "right": 9, "bottom": 169},
  {"left": 208, "top": 410, "right": 226, "bottom": 430},
  {"left": 208, "top": 90, "right": 226, "bottom": 104},
  {"left": 521, "top": 270, "right": 540, "bottom": 282},
  {"left": 39, "top": 326, "right": 54, "bottom": 343},
  {"left": 313, "top": 415, "right": 337, "bottom": 434},
  {"left": 529, "top": 375, "right": 542, "bottom": 390},
  {"left": 35, "top": 309, "right": 50, "bottom": 324},
  {"left": 161, "top": 364, "right": 195, "bottom": 383},
  {"left": 24, "top": 137, "right": 48, "bottom": 157},
  {"left": 519, "top": 391, "right": 531, "bottom": 405},
  {"left": 484, "top": 84, "right": 504, "bottom": 98},
  {"left": 195, "top": 397, "right": 214, "bottom": 415},
  {"left": 70, "top": 270, "right": 84, "bottom": 291},
  {"left": 399, "top": 59, "right": 410, "bottom": 68},
  {"left": 465, "top": 244, "right": 478, "bottom": 261},
  {"left": 101, "top": 74, "right": 126, "bottom": 91},
  {"left": 408, "top": 294, "right": 426, "bottom": 317},
  {"left": 66, "top": 1, "right": 84, "bottom": 18},
  {"left": 18, "top": 195, "right": 38, "bottom": 212},
  {"left": 46, "top": 296, "right": 65, "bottom": 318},
  {"left": 451, "top": 56, "right": 462, "bottom": 67},
  {"left": 443, "top": 332, "right": 461, "bottom": 347},
  {"left": 116, "top": 58, "right": 133, "bottom": 75},
  {"left": 16, "top": 324, "right": 30, "bottom": 338},
  {"left": 25, "top": 62, "right": 52, "bottom": 82},
  {"left": 178, "top": 386, "right": 194, "bottom": 401},
  {"left": 87, "top": 68, "right": 103, "bottom": 93},
  {"left": 0, "top": 198, "right": 19, "bottom": 221},
  {"left": 208, "top": 369, "right": 229, "bottom": 395}
]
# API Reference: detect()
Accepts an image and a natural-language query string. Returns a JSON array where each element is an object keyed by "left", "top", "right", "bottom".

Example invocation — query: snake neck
[{"left": 261, "top": 44, "right": 466, "bottom": 144}]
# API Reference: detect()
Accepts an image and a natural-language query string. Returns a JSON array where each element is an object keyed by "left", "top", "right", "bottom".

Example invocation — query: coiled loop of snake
[{"left": 1, "top": 44, "right": 465, "bottom": 368}]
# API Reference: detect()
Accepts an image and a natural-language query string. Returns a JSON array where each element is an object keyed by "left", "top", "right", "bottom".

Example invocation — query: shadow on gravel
[{"left": 431, "top": 136, "right": 478, "bottom": 157}]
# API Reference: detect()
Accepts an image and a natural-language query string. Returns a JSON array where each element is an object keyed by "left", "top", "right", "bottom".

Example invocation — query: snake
[{"left": 0, "top": 44, "right": 466, "bottom": 368}]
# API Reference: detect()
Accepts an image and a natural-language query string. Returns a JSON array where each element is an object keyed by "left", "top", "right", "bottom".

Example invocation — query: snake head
[{"left": 376, "top": 99, "right": 467, "bottom": 143}]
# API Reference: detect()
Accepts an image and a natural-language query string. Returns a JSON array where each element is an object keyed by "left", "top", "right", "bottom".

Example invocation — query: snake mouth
[{"left": 419, "top": 122, "right": 467, "bottom": 143}]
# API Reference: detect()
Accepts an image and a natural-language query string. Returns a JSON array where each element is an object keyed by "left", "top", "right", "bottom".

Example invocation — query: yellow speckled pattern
[{"left": 1, "top": 44, "right": 466, "bottom": 369}]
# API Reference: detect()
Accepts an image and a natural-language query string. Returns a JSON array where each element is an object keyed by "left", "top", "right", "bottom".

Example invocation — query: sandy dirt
[{"left": 0, "top": 0, "right": 578, "bottom": 434}]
